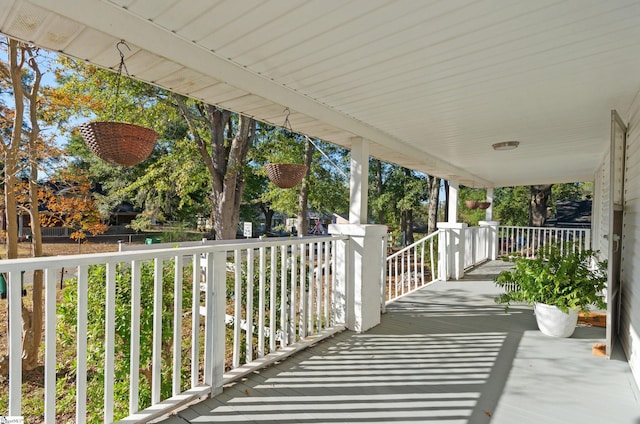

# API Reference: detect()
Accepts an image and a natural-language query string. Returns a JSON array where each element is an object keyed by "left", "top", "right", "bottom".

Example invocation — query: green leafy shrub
[
  {"left": 57, "top": 260, "right": 194, "bottom": 422},
  {"left": 494, "top": 243, "right": 607, "bottom": 313}
]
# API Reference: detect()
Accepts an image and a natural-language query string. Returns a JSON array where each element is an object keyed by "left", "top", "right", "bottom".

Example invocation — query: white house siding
[{"left": 621, "top": 96, "right": 640, "bottom": 390}]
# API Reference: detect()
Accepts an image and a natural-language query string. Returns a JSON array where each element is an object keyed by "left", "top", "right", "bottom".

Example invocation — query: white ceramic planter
[{"left": 533, "top": 302, "right": 579, "bottom": 338}]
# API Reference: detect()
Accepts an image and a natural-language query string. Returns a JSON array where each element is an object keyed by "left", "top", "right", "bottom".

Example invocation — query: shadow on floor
[{"left": 168, "top": 283, "right": 534, "bottom": 423}]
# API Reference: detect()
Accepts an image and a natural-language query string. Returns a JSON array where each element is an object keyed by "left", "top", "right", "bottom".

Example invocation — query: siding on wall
[{"left": 621, "top": 96, "right": 640, "bottom": 390}]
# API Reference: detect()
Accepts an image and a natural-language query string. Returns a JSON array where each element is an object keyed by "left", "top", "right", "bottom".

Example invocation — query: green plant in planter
[{"left": 494, "top": 243, "right": 607, "bottom": 313}]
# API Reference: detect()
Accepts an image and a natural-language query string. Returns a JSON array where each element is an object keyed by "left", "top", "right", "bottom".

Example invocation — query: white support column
[
  {"left": 437, "top": 229, "right": 448, "bottom": 281},
  {"left": 448, "top": 182, "right": 459, "bottom": 223},
  {"left": 329, "top": 223, "right": 387, "bottom": 332},
  {"left": 480, "top": 220, "right": 500, "bottom": 260},
  {"left": 486, "top": 187, "right": 494, "bottom": 221},
  {"left": 212, "top": 250, "right": 227, "bottom": 396},
  {"left": 332, "top": 236, "right": 347, "bottom": 326},
  {"left": 437, "top": 222, "right": 467, "bottom": 280},
  {"left": 349, "top": 137, "right": 369, "bottom": 224},
  {"left": 203, "top": 250, "right": 226, "bottom": 397}
]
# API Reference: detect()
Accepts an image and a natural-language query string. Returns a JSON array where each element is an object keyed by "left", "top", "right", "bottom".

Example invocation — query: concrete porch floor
[{"left": 159, "top": 261, "right": 640, "bottom": 424}]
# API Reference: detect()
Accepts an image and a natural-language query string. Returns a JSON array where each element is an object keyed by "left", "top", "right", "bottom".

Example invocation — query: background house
[{"left": 546, "top": 199, "right": 592, "bottom": 229}]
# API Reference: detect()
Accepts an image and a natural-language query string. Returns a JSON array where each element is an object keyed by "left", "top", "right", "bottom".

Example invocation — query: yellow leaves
[{"left": 0, "top": 61, "right": 9, "bottom": 80}]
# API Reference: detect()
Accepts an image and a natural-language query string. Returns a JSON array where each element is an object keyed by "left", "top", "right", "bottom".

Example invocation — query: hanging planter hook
[
  {"left": 112, "top": 40, "right": 131, "bottom": 118},
  {"left": 116, "top": 39, "right": 131, "bottom": 60},
  {"left": 282, "top": 107, "right": 292, "bottom": 131}
]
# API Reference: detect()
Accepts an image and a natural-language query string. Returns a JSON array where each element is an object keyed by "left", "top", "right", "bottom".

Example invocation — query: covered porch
[
  {"left": 161, "top": 261, "right": 639, "bottom": 424},
  {"left": 1, "top": 224, "right": 619, "bottom": 423},
  {"left": 2, "top": 1, "right": 640, "bottom": 422}
]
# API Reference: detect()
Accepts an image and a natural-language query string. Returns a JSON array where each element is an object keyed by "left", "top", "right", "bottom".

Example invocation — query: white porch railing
[
  {"left": 498, "top": 226, "right": 591, "bottom": 258},
  {"left": 2, "top": 222, "right": 592, "bottom": 422},
  {"left": 385, "top": 231, "right": 440, "bottom": 304},
  {"left": 385, "top": 224, "right": 495, "bottom": 292},
  {"left": 383, "top": 224, "right": 591, "bottom": 300},
  {"left": 2, "top": 235, "right": 350, "bottom": 423},
  {"left": 464, "top": 226, "right": 490, "bottom": 269}
]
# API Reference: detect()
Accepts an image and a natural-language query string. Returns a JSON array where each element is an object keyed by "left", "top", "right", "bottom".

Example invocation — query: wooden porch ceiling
[{"left": 2, "top": 1, "right": 640, "bottom": 187}]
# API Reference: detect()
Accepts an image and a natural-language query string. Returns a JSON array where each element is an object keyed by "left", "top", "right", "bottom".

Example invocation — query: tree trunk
[
  {"left": 529, "top": 184, "right": 552, "bottom": 227},
  {"left": 3, "top": 168, "right": 18, "bottom": 260},
  {"left": 404, "top": 209, "right": 414, "bottom": 245},
  {"left": 443, "top": 180, "right": 450, "bottom": 222},
  {"left": 4, "top": 39, "right": 22, "bottom": 261},
  {"left": 376, "top": 159, "right": 384, "bottom": 224},
  {"left": 211, "top": 112, "right": 254, "bottom": 240},
  {"left": 296, "top": 137, "right": 314, "bottom": 235},
  {"left": 174, "top": 96, "right": 255, "bottom": 240},
  {"left": 22, "top": 44, "right": 44, "bottom": 370},
  {"left": 0, "top": 39, "right": 42, "bottom": 376},
  {"left": 261, "top": 205, "right": 274, "bottom": 233},
  {"left": 427, "top": 176, "right": 440, "bottom": 234}
]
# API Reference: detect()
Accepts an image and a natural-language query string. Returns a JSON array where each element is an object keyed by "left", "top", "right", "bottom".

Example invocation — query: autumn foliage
[{"left": 37, "top": 170, "right": 108, "bottom": 242}]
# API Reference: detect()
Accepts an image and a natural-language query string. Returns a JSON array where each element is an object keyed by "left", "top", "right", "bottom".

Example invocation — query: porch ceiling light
[{"left": 492, "top": 141, "right": 520, "bottom": 151}]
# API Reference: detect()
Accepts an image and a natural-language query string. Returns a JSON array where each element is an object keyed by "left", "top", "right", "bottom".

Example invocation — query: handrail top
[
  {"left": 0, "top": 234, "right": 348, "bottom": 273},
  {"left": 387, "top": 230, "right": 439, "bottom": 260},
  {"left": 499, "top": 225, "right": 590, "bottom": 231}
]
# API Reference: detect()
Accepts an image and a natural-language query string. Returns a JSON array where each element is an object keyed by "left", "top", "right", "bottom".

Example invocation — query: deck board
[{"left": 158, "top": 261, "right": 640, "bottom": 424}]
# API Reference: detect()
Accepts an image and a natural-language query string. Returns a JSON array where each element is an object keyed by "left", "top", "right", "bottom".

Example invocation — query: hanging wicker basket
[
  {"left": 465, "top": 200, "right": 479, "bottom": 209},
  {"left": 477, "top": 201, "right": 491, "bottom": 210},
  {"left": 265, "top": 163, "right": 308, "bottom": 188},
  {"left": 79, "top": 121, "right": 158, "bottom": 167}
]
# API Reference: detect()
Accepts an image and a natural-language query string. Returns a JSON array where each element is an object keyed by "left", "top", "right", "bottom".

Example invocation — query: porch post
[
  {"left": 480, "top": 220, "right": 500, "bottom": 260},
  {"left": 437, "top": 229, "right": 448, "bottom": 281},
  {"left": 203, "top": 250, "right": 226, "bottom": 396},
  {"left": 349, "top": 137, "right": 369, "bottom": 224},
  {"left": 437, "top": 222, "right": 467, "bottom": 280},
  {"left": 486, "top": 187, "right": 494, "bottom": 221},
  {"left": 329, "top": 223, "right": 387, "bottom": 332},
  {"left": 332, "top": 235, "right": 347, "bottom": 326},
  {"left": 448, "top": 181, "right": 459, "bottom": 223}
]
